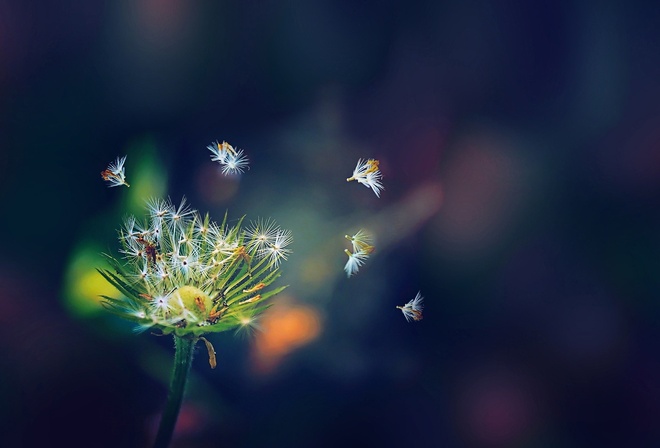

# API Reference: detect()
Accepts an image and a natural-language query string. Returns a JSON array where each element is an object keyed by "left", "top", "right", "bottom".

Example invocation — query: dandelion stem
[{"left": 153, "top": 335, "right": 197, "bottom": 448}]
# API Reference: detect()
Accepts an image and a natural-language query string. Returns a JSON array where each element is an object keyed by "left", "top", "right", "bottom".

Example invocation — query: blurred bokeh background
[{"left": 2, "top": 1, "right": 660, "bottom": 447}]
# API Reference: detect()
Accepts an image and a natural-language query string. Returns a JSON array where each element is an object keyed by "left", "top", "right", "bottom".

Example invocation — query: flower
[
  {"left": 208, "top": 141, "right": 250, "bottom": 175},
  {"left": 346, "top": 158, "right": 383, "bottom": 197},
  {"left": 101, "top": 156, "right": 130, "bottom": 187},
  {"left": 99, "top": 198, "right": 290, "bottom": 337},
  {"left": 396, "top": 291, "right": 424, "bottom": 322}
]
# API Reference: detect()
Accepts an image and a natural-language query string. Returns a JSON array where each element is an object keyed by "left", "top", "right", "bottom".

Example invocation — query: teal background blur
[{"left": 2, "top": 1, "right": 660, "bottom": 447}]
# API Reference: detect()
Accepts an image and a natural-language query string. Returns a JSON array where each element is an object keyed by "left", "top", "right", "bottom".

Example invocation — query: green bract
[{"left": 98, "top": 198, "right": 290, "bottom": 337}]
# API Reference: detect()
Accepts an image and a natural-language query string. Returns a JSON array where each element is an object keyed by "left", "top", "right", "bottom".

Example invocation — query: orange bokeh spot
[{"left": 251, "top": 300, "right": 321, "bottom": 374}]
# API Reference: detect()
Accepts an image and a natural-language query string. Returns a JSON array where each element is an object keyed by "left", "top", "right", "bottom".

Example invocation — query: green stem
[{"left": 153, "top": 335, "right": 197, "bottom": 448}]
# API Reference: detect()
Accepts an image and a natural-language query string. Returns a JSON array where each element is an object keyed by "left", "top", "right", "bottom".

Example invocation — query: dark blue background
[{"left": 2, "top": 1, "right": 660, "bottom": 447}]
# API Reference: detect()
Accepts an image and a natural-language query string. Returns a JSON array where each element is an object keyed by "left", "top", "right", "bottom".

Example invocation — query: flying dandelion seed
[
  {"left": 345, "top": 229, "right": 375, "bottom": 253},
  {"left": 343, "top": 248, "right": 369, "bottom": 278},
  {"left": 342, "top": 229, "right": 374, "bottom": 278},
  {"left": 346, "top": 158, "right": 383, "bottom": 197},
  {"left": 208, "top": 140, "right": 250, "bottom": 174},
  {"left": 101, "top": 155, "right": 130, "bottom": 187},
  {"left": 396, "top": 291, "right": 424, "bottom": 322}
]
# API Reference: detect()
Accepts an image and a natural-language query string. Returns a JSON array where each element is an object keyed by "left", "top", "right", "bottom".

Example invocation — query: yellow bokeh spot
[
  {"left": 63, "top": 244, "right": 121, "bottom": 318},
  {"left": 75, "top": 270, "right": 118, "bottom": 305}
]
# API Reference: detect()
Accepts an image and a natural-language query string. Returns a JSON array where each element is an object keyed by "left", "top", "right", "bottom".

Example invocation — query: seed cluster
[{"left": 100, "top": 198, "right": 291, "bottom": 336}]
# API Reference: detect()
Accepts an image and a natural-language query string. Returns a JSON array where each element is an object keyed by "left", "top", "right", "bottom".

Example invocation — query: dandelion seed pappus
[{"left": 396, "top": 292, "right": 424, "bottom": 322}]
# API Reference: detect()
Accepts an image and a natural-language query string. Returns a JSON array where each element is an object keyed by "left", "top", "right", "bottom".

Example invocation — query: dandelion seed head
[{"left": 100, "top": 197, "right": 291, "bottom": 336}]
